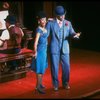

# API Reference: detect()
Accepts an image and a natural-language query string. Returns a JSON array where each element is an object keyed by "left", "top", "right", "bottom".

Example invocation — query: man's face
[
  {"left": 5, "top": 21, "right": 10, "bottom": 28},
  {"left": 56, "top": 14, "right": 65, "bottom": 21}
]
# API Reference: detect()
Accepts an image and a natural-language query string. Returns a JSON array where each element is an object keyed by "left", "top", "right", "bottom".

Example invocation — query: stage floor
[{"left": 0, "top": 48, "right": 100, "bottom": 99}]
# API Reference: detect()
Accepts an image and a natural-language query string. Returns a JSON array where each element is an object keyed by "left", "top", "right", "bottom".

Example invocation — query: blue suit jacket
[{"left": 46, "top": 19, "right": 76, "bottom": 54}]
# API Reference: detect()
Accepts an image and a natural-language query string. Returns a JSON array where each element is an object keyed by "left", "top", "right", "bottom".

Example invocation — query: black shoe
[
  {"left": 63, "top": 84, "right": 70, "bottom": 90},
  {"left": 37, "top": 87, "right": 46, "bottom": 94},
  {"left": 40, "top": 84, "right": 45, "bottom": 89},
  {"left": 54, "top": 87, "right": 58, "bottom": 91}
]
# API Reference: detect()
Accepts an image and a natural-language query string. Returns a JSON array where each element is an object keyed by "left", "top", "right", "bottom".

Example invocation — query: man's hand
[
  {"left": 73, "top": 32, "right": 81, "bottom": 39},
  {"left": 0, "top": 40, "right": 3, "bottom": 47}
]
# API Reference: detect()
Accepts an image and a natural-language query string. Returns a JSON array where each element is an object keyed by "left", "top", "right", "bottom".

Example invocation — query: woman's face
[{"left": 39, "top": 17, "right": 46, "bottom": 27}]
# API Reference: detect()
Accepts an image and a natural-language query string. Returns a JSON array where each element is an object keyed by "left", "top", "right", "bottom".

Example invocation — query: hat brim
[
  {"left": 55, "top": 11, "right": 66, "bottom": 16},
  {"left": 4, "top": 18, "right": 16, "bottom": 24}
]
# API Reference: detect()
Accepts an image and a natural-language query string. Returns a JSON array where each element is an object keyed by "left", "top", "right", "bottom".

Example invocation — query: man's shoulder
[
  {"left": 48, "top": 18, "right": 56, "bottom": 23},
  {"left": 9, "top": 26, "right": 21, "bottom": 34},
  {"left": 64, "top": 19, "right": 71, "bottom": 26},
  {"left": 64, "top": 19, "right": 70, "bottom": 23}
]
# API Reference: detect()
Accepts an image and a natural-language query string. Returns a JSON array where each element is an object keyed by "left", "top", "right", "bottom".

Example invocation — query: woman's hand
[{"left": 33, "top": 50, "right": 37, "bottom": 59}]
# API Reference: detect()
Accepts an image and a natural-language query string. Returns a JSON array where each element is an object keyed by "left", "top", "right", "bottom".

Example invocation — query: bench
[
  {"left": 0, "top": 48, "right": 33, "bottom": 83},
  {"left": 0, "top": 48, "right": 33, "bottom": 62}
]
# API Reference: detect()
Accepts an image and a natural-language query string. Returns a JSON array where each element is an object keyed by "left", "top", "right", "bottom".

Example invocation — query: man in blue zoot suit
[{"left": 46, "top": 6, "right": 81, "bottom": 91}]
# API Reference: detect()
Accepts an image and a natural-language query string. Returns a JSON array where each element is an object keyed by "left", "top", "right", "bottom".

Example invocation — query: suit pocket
[{"left": 62, "top": 41, "right": 69, "bottom": 54}]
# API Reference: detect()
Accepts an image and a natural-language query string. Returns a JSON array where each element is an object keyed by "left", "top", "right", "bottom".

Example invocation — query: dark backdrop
[
  {"left": 23, "top": 1, "right": 43, "bottom": 33},
  {"left": 23, "top": 1, "right": 100, "bottom": 52},
  {"left": 62, "top": 1, "right": 100, "bottom": 52}
]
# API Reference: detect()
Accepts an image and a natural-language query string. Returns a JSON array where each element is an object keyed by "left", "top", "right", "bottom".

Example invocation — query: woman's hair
[{"left": 36, "top": 11, "right": 46, "bottom": 19}]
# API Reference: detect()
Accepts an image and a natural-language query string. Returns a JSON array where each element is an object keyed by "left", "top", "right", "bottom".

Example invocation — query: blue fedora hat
[
  {"left": 5, "top": 15, "right": 17, "bottom": 24},
  {"left": 55, "top": 6, "right": 66, "bottom": 16}
]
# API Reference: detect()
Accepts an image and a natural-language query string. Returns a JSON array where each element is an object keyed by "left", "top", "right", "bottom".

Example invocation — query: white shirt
[
  {"left": 0, "top": 10, "right": 9, "bottom": 29},
  {"left": 0, "top": 29, "right": 10, "bottom": 46},
  {"left": 0, "top": 29, "right": 10, "bottom": 40},
  {"left": 0, "top": 10, "right": 9, "bottom": 46},
  {"left": 57, "top": 18, "right": 63, "bottom": 28}
]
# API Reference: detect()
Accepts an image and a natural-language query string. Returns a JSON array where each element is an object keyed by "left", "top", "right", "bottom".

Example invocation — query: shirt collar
[
  {"left": 8, "top": 25, "right": 15, "bottom": 29},
  {"left": 38, "top": 26, "right": 47, "bottom": 33},
  {"left": 56, "top": 18, "right": 63, "bottom": 24}
]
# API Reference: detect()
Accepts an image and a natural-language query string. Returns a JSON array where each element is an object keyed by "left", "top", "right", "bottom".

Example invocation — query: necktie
[{"left": 59, "top": 21, "right": 62, "bottom": 28}]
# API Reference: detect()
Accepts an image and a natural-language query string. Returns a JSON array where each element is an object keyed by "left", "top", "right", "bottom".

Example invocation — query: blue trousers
[{"left": 50, "top": 53, "right": 70, "bottom": 88}]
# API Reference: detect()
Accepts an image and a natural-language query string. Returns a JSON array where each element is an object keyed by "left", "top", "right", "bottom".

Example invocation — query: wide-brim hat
[
  {"left": 55, "top": 6, "right": 66, "bottom": 16},
  {"left": 5, "top": 15, "right": 17, "bottom": 24},
  {"left": 36, "top": 11, "right": 46, "bottom": 19}
]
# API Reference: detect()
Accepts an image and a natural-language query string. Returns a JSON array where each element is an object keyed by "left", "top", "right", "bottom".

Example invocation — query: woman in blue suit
[
  {"left": 47, "top": 6, "right": 81, "bottom": 91},
  {"left": 31, "top": 11, "right": 49, "bottom": 94}
]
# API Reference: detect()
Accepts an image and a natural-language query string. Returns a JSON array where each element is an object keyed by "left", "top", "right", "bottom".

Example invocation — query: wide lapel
[
  {"left": 63, "top": 20, "right": 69, "bottom": 39},
  {"left": 54, "top": 20, "right": 60, "bottom": 39}
]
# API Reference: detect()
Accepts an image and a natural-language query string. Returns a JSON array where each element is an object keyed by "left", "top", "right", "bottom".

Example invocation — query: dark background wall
[
  {"left": 23, "top": 1, "right": 100, "bottom": 52},
  {"left": 69, "top": 1, "right": 100, "bottom": 52},
  {"left": 57, "top": 1, "right": 100, "bottom": 52},
  {"left": 23, "top": 1, "right": 43, "bottom": 33}
]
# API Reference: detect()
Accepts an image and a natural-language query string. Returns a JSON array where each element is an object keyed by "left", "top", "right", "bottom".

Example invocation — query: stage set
[{"left": 0, "top": 1, "right": 100, "bottom": 99}]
